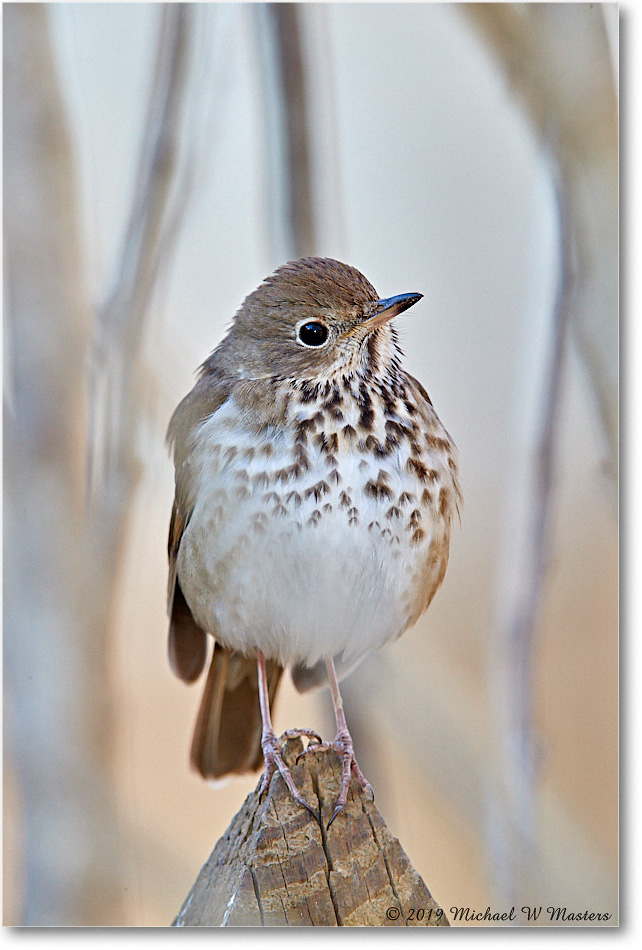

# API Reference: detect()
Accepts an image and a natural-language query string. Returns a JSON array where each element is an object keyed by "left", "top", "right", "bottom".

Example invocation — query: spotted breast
[{"left": 175, "top": 361, "right": 460, "bottom": 680}]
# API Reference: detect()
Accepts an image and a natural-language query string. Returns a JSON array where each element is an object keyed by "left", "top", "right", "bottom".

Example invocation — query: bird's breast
[{"left": 177, "top": 384, "right": 457, "bottom": 667}]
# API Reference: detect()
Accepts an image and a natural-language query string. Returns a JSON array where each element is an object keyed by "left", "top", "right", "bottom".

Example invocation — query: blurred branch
[
  {"left": 355, "top": 649, "right": 617, "bottom": 914},
  {"left": 489, "top": 169, "right": 575, "bottom": 903},
  {"left": 254, "top": 2, "right": 316, "bottom": 260},
  {"left": 464, "top": 2, "right": 618, "bottom": 485},
  {"left": 4, "top": 3, "right": 197, "bottom": 924},
  {"left": 462, "top": 2, "right": 617, "bottom": 904},
  {"left": 3, "top": 3, "right": 122, "bottom": 924},
  {"left": 87, "top": 3, "right": 194, "bottom": 557}
]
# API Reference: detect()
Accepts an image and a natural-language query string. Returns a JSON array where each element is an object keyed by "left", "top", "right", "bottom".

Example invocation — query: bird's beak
[
  {"left": 368, "top": 292, "right": 423, "bottom": 328},
  {"left": 350, "top": 292, "right": 423, "bottom": 336}
]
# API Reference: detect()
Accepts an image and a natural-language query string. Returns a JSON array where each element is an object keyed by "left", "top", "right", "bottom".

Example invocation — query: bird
[{"left": 166, "top": 257, "right": 461, "bottom": 825}]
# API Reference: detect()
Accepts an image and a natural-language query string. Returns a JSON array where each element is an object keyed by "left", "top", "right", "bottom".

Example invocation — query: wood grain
[{"left": 173, "top": 739, "right": 448, "bottom": 927}]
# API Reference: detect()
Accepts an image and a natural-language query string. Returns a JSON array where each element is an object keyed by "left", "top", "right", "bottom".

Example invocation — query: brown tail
[{"left": 190, "top": 643, "right": 283, "bottom": 779}]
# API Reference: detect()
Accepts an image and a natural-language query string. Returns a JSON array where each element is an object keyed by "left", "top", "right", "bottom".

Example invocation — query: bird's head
[{"left": 221, "top": 257, "right": 422, "bottom": 382}]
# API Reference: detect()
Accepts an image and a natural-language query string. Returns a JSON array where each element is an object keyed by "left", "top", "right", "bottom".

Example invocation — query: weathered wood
[{"left": 173, "top": 739, "right": 449, "bottom": 927}]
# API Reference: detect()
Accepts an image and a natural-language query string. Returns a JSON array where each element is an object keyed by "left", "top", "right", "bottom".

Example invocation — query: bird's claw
[
  {"left": 297, "top": 730, "right": 373, "bottom": 828},
  {"left": 261, "top": 728, "right": 373, "bottom": 828},
  {"left": 280, "top": 727, "right": 323, "bottom": 747},
  {"left": 259, "top": 728, "right": 320, "bottom": 820}
]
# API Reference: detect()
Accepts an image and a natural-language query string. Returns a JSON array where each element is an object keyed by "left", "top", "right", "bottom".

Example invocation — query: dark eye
[{"left": 297, "top": 321, "right": 329, "bottom": 347}]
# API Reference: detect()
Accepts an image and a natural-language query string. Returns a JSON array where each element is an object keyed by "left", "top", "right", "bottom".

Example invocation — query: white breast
[{"left": 177, "top": 389, "right": 451, "bottom": 670}]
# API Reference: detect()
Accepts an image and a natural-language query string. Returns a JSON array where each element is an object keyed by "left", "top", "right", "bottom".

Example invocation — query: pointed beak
[{"left": 360, "top": 292, "right": 423, "bottom": 332}]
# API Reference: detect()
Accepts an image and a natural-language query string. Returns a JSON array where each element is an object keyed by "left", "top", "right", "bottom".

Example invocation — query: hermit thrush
[{"left": 167, "top": 257, "right": 461, "bottom": 824}]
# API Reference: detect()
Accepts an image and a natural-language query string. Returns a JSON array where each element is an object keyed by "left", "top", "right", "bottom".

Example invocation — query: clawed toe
[
  {"left": 297, "top": 730, "right": 373, "bottom": 828},
  {"left": 279, "top": 727, "right": 323, "bottom": 746},
  {"left": 350, "top": 758, "right": 375, "bottom": 801},
  {"left": 295, "top": 740, "right": 332, "bottom": 764},
  {"left": 259, "top": 725, "right": 373, "bottom": 829},
  {"left": 260, "top": 729, "right": 319, "bottom": 819}
]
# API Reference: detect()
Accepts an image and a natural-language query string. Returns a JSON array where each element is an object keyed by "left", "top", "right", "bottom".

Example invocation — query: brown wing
[
  {"left": 167, "top": 500, "right": 207, "bottom": 683},
  {"left": 166, "top": 369, "right": 235, "bottom": 684}
]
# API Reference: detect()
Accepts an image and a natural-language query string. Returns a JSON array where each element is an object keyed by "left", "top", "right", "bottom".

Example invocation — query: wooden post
[{"left": 173, "top": 739, "right": 449, "bottom": 927}]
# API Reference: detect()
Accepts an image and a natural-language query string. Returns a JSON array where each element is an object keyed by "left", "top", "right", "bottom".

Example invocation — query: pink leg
[
  {"left": 297, "top": 657, "right": 374, "bottom": 827},
  {"left": 324, "top": 657, "right": 374, "bottom": 825},
  {"left": 257, "top": 651, "right": 320, "bottom": 817}
]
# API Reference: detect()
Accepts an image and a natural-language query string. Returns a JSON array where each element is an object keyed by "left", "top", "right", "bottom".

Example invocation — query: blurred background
[{"left": 4, "top": 1, "right": 618, "bottom": 927}]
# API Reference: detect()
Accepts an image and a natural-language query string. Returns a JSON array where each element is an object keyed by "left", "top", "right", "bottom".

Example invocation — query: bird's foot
[
  {"left": 258, "top": 728, "right": 322, "bottom": 819},
  {"left": 297, "top": 729, "right": 374, "bottom": 827}
]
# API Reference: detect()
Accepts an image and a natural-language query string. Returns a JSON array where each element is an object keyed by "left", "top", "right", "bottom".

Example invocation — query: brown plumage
[
  {"left": 190, "top": 645, "right": 282, "bottom": 778},
  {"left": 166, "top": 257, "right": 461, "bottom": 815}
]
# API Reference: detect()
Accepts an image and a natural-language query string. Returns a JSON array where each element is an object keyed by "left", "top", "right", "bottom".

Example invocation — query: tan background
[{"left": 4, "top": 2, "right": 618, "bottom": 926}]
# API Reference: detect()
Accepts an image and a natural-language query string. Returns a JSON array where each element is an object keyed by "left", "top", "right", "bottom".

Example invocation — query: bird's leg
[
  {"left": 297, "top": 657, "right": 374, "bottom": 827},
  {"left": 256, "top": 651, "right": 319, "bottom": 818},
  {"left": 324, "top": 657, "right": 374, "bottom": 825}
]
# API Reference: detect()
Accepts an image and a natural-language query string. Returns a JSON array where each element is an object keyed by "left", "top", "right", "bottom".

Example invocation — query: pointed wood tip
[{"left": 173, "top": 739, "right": 449, "bottom": 927}]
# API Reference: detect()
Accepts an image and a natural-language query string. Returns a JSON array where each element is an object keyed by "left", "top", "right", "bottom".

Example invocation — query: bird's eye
[{"left": 297, "top": 321, "right": 329, "bottom": 347}]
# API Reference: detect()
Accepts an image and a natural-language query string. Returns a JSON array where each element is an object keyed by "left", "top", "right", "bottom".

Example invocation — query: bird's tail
[{"left": 190, "top": 643, "right": 283, "bottom": 779}]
